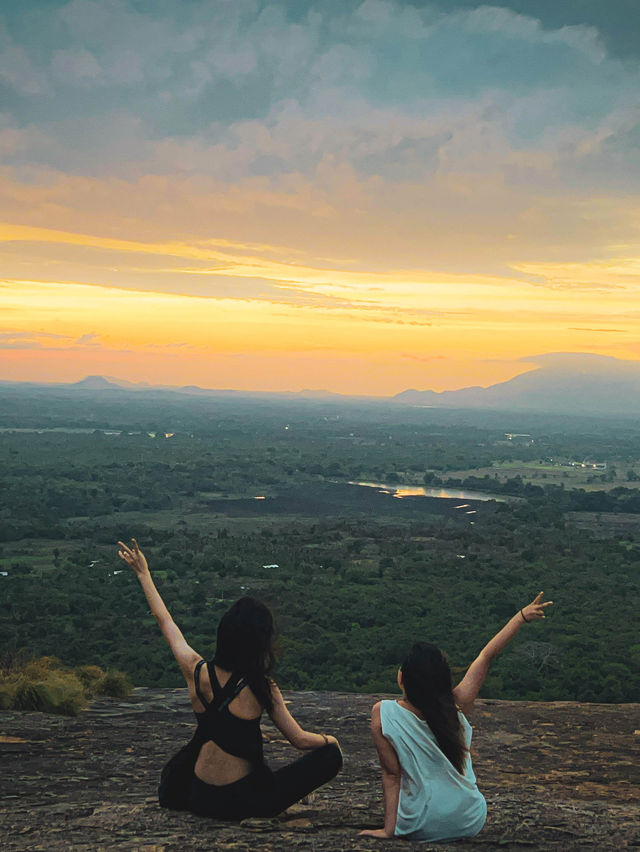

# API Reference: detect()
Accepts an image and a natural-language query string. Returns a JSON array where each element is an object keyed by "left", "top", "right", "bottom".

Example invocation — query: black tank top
[{"left": 193, "top": 660, "right": 264, "bottom": 765}]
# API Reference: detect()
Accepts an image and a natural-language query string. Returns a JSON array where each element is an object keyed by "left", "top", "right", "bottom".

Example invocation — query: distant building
[
  {"left": 581, "top": 460, "right": 607, "bottom": 470},
  {"left": 505, "top": 433, "right": 533, "bottom": 445}
]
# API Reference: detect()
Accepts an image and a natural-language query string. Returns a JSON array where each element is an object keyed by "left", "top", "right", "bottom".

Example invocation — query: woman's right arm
[
  {"left": 359, "top": 702, "right": 401, "bottom": 839},
  {"left": 453, "top": 592, "right": 553, "bottom": 715},
  {"left": 117, "top": 538, "right": 201, "bottom": 681},
  {"left": 268, "top": 682, "right": 339, "bottom": 750}
]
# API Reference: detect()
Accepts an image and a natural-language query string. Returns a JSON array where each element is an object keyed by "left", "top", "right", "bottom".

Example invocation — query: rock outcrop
[{"left": 1, "top": 689, "right": 638, "bottom": 850}]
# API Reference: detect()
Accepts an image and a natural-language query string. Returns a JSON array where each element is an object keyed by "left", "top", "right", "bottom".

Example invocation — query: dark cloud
[{"left": 283, "top": 0, "right": 640, "bottom": 59}]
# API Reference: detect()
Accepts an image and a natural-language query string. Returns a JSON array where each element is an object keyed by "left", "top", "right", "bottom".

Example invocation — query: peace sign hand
[
  {"left": 521, "top": 591, "right": 553, "bottom": 622},
  {"left": 117, "top": 538, "right": 149, "bottom": 576}
]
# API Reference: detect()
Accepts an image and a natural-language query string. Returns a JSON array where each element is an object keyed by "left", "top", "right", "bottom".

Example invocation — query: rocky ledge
[{"left": 1, "top": 689, "right": 639, "bottom": 851}]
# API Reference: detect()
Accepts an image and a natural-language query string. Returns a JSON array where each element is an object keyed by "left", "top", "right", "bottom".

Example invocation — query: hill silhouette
[{"left": 394, "top": 353, "right": 640, "bottom": 416}]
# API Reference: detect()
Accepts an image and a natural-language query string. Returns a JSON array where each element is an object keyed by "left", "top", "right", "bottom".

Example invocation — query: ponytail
[{"left": 401, "top": 642, "right": 467, "bottom": 774}]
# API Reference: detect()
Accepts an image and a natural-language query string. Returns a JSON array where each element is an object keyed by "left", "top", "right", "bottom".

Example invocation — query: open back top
[{"left": 193, "top": 659, "right": 264, "bottom": 766}]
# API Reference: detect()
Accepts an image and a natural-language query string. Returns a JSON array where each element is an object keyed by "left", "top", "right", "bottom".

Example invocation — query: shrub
[
  {"left": 13, "top": 670, "right": 87, "bottom": 716},
  {"left": 75, "top": 664, "right": 106, "bottom": 696},
  {"left": 96, "top": 669, "right": 133, "bottom": 699},
  {"left": 0, "top": 656, "right": 133, "bottom": 715}
]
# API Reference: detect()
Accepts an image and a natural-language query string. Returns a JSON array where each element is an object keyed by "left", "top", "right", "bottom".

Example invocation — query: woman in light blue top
[{"left": 360, "top": 592, "right": 553, "bottom": 842}]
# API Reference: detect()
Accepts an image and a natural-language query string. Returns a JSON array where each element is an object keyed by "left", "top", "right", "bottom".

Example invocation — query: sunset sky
[{"left": 1, "top": 0, "right": 640, "bottom": 394}]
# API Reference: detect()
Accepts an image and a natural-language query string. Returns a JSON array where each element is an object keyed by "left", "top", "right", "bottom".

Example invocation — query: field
[{"left": 1, "top": 385, "right": 639, "bottom": 703}]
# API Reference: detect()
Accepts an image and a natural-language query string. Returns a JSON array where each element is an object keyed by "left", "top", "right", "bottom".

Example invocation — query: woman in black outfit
[{"left": 117, "top": 538, "right": 342, "bottom": 819}]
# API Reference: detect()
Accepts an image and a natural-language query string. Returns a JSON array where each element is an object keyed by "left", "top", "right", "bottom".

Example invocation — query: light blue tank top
[{"left": 380, "top": 699, "right": 487, "bottom": 842}]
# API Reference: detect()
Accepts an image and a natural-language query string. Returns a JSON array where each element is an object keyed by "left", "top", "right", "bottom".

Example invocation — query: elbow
[
  {"left": 479, "top": 648, "right": 495, "bottom": 665},
  {"left": 289, "top": 729, "right": 314, "bottom": 750},
  {"left": 381, "top": 764, "right": 402, "bottom": 780}
]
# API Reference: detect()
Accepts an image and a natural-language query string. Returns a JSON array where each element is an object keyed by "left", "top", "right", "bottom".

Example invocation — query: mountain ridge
[
  {"left": 394, "top": 354, "right": 640, "bottom": 415},
  {"left": 3, "top": 353, "right": 640, "bottom": 415}
]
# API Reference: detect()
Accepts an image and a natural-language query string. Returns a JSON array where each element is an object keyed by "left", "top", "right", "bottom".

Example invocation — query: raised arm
[
  {"left": 268, "top": 681, "right": 340, "bottom": 751},
  {"left": 117, "top": 538, "right": 200, "bottom": 680},
  {"left": 453, "top": 592, "right": 553, "bottom": 715}
]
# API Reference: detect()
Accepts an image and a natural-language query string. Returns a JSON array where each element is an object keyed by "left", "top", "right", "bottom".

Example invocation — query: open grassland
[{"left": 446, "top": 460, "right": 640, "bottom": 491}]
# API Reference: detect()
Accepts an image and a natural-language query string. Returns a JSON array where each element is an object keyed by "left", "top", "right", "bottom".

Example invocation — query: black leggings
[{"left": 188, "top": 743, "right": 342, "bottom": 820}]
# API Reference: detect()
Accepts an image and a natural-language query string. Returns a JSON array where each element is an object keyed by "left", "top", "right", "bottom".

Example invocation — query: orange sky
[
  {"left": 2, "top": 237, "right": 639, "bottom": 394},
  {"left": 2, "top": 1, "right": 640, "bottom": 394}
]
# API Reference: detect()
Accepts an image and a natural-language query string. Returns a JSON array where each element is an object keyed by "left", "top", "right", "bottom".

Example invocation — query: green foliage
[
  {"left": 0, "top": 656, "right": 131, "bottom": 715},
  {"left": 75, "top": 664, "right": 106, "bottom": 694},
  {"left": 1, "top": 389, "right": 639, "bottom": 704},
  {"left": 14, "top": 671, "right": 86, "bottom": 715},
  {"left": 95, "top": 669, "right": 132, "bottom": 699}
]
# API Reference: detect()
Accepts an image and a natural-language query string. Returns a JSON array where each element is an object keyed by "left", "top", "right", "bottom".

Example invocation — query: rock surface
[{"left": 1, "top": 689, "right": 638, "bottom": 850}]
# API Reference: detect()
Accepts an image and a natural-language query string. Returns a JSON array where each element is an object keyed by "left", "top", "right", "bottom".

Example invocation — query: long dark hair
[
  {"left": 401, "top": 642, "right": 467, "bottom": 774},
  {"left": 214, "top": 596, "right": 276, "bottom": 712}
]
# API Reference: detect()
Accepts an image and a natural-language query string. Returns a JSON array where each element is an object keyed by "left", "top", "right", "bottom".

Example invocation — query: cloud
[
  {"left": 520, "top": 352, "right": 640, "bottom": 374},
  {"left": 1, "top": 0, "right": 640, "bottom": 338},
  {"left": 0, "top": 328, "right": 107, "bottom": 352},
  {"left": 0, "top": 330, "right": 69, "bottom": 349},
  {"left": 568, "top": 328, "right": 625, "bottom": 333},
  {"left": 76, "top": 332, "right": 100, "bottom": 345},
  {"left": 2, "top": 1, "right": 638, "bottom": 172},
  {"left": 402, "top": 353, "right": 447, "bottom": 362}
]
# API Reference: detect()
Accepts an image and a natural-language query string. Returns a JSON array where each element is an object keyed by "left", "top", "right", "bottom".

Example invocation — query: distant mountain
[
  {"left": 66, "top": 376, "right": 355, "bottom": 400},
  {"left": 12, "top": 354, "right": 640, "bottom": 415},
  {"left": 71, "top": 375, "right": 121, "bottom": 390},
  {"left": 394, "top": 354, "right": 640, "bottom": 415},
  {"left": 103, "top": 376, "right": 152, "bottom": 388},
  {"left": 296, "top": 389, "right": 342, "bottom": 399}
]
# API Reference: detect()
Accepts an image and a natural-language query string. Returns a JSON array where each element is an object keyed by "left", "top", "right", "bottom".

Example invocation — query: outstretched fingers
[
  {"left": 532, "top": 598, "right": 553, "bottom": 619},
  {"left": 117, "top": 540, "right": 136, "bottom": 565},
  {"left": 523, "top": 592, "right": 554, "bottom": 621}
]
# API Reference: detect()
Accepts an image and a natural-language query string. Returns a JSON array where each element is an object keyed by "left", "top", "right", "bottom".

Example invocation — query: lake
[{"left": 350, "top": 481, "right": 510, "bottom": 502}]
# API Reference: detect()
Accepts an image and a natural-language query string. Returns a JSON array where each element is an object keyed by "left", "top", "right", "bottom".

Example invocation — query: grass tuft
[
  {"left": 95, "top": 669, "right": 132, "bottom": 699},
  {"left": 0, "top": 656, "right": 132, "bottom": 715}
]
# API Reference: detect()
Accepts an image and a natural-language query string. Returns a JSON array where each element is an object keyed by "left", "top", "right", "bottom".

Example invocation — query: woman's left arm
[
  {"left": 360, "top": 702, "right": 402, "bottom": 839},
  {"left": 453, "top": 591, "right": 553, "bottom": 714},
  {"left": 117, "top": 539, "right": 201, "bottom": 679}
]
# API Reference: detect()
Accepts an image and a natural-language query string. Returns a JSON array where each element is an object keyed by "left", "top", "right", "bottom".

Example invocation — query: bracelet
[
  {"left": 520, "top": 609, "right": 530, "bottom": 623},
  {"left": 320, "top": 733, "right": 329, "bottom": 746}
]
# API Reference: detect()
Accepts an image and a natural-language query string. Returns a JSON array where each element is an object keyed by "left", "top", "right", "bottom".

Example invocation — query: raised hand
[
  {"left": 521, "top": 591, "right": 553, "bottom": 622},
  {"left": 117, "top": 538, "right": 149, "bottom": 576}
]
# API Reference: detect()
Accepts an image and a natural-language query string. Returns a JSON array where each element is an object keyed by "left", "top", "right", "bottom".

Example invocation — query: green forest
[{"left": 1, "top": 384, "right": 639, "bottom": 703}]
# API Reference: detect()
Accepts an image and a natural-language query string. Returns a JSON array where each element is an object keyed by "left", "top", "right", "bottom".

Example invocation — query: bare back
[{"left": 189, "top": 663, "right": 263, "bottom": 786}]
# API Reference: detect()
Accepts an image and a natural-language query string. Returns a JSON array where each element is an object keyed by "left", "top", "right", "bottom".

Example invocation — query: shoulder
[
  {"left": 372, "top": 699, "right": 396, "bottom": 729},
  {"left": 180, "top": 650, "right": 205, "bottom": 682},
  {"left": 269, "top": 679, "right": 283, "bottom": 698},
  {"left": 184, "top": 655, "right": 206, "bottom": 683},
  {"left": 267, "top": 680, "right": 286, "bottom": 711}
]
